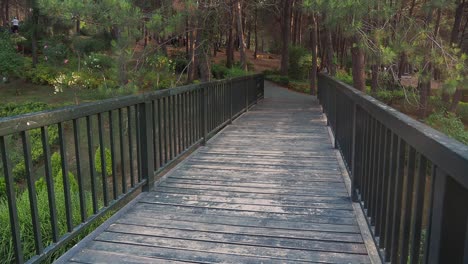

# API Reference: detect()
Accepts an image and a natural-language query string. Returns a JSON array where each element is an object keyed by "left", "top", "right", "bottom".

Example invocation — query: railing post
[
  {"left": 229, "top": 79, "right": 233, "bottom": 124},
  {"left": 351, "top": 103, "right": 359, "bottom": 202},
  {"left": 201, "top": 85, "right": 208, "bottom": 145},
  {"left": 245, "top": 78, "right": 249, "bottom": 112},
  {"left": 138, "top": 101, "right": 155, "bottom": 192}
]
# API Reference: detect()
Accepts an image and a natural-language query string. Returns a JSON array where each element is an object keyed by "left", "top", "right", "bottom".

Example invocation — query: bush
[
  {"left": 225, "top": 67, "right": 248, "bottom": 78},
  {"left": 265, "top": 74, "right": 289, "bottom": 86},
  {"left": 95, "top": 146, "right": 113, "bottom": 176},
  {"left": 456, "top": 102, "right": 468, "bottom": 123},
  {"left": 289, "top": 80, "right": 310, "bottom": 94},
  {"left": 0, "top": 150, "right": 89, "bottom": 263},
  {"left": 335, "top": 70, "right": 353, "bottom": 85},
  {"left": 288, "top": 45, "right": 309, "bottom": 80},
  {"left": 43, "top": 42, "right": 69, "bottom": 65},
  {"left": 0, "top": 102, "right": 51, "bottom": 118},
  {"left": 24, "top": 63, "right": 59, "bottom": 85},
  {"left": 0, "top": 33, "right": 24, "bottom": 78},
  {"left": 84, "top": 53, "right": 114, "bottom": 71},
  {"left": 374, "top": 89, "right": 405, "bottom": 105},
  {"left": 72, "top": 36, "right": 109, "bottom": 55},
  {"left": 425, "top": 111, "right": 468, "bottom": 144},
  {"left": 211, "top": 64, "right": 229, "bottom": 79}
]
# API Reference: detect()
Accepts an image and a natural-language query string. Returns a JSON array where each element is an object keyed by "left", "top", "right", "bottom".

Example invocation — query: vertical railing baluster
[
  {"left": 0, "top": 136, "right": 23, "bottom": 263},
  {"left": 58, "top": 122, "right": 73, "bottom": 232},
  {"left": 164, "top": 97, "right": 170, "bottom": 162},
  {"left": 119, "top": 108, "right": 127, "bottom": 194},
  {"left": 374, "top": 125, "right": 386, "bottom": 233},
  {"left": 127, "top": 106, "right": 135, "bottom": 187},
  {"left": 73, "top": 119, "right": 87, "bottom": 222},
  {"left": 109, "top": 111, "right": 118, "bottom": 200},
  {"left": 152, "top": 101, "right": 160, "bottom": 171},
  {"left": 377, "top": 128, "right": 392, "bottom": 243},
  {"left": 425, "top": 167, "right": 447, "bottom": 264},
  {"left": 390, "top": 139, "right": 407, "bottom": 262},
  {"left": 21, "top": 131, "right": 43, "bottom": 254},
  {"left": 178, "top": 93, "right": 183, "bottom": 154},
  {"left": 138, "top": 101, "right": 155, "bottom": 191},
  {"left": 86, "top": 116, "right": 98, "bottom": 213},
  {"left": 398, "top": 147, "right": 417, "bottom": 264},
  {"left": 409, "top": 156, "right": 428, "bottom": 263},
  {"left": 157, "top": 99, "right": 164, "bottom": 167},
  {"left": 171, "top": 95, "right": 176, "bottom": 159},
  {"left": 383, "top": 134, "right": 399, "bottom": 261},
  {"left": 201, "top": 86, "right": 207, "bottom": 145},
  {"left": 135, "top": 104, "right": 142, "bottom": 182},
  {"left": 97, "top": 114, "right": 109, "bottom": 206},
  {"left": 41, "top": 126, "right": 59, "bottom": 241}
]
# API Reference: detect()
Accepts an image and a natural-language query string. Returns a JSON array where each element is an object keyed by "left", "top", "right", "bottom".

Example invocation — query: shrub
[
  {"left": 0, "top": 102, "right": 51, "bottom": 118},
  {"left": 211, "top": 64, "right": 229, "bottom": 79},
  {"left": 24, "top": 63, "right": 59, "bottom": 85},
  {"left": 425, "top": 111, "right": 468, "bottom": 144},
  {"left": 43, "top": 42, "right": 69, "bottom": 65},
  {"left": 72, "top": 36, "right": 109, "bottom": 55},
  {"left": 225, "top": 67, "right": 248, "bottom": 78},
  {"left": 289, "top": 80, "right": 310, "bottom": 94},
  {"left": 456, "top": 102, "right": 468, "bottom": 123},
  {"left": 265, "top": 74, "right": 289, "bottom": 86},
  {"left": 335, "top": 70, "right": 353, "bottom": 85},
  {"left": 95, "top": 146, "right": 113, "bottom": 176},
  {"left": 288, "top": 45, "right": 309, "bottom": 80},
  {"left": 374, "top": 89, "right": 405, "bottom": 105},
  {"left": 84, "top": 53, "right": 114, "bottom": 71},
  {"left": 0, "top": 33, "right": 24, "bottom": 78}
]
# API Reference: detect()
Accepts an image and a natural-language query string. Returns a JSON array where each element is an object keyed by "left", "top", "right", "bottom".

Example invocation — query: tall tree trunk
[
  {"left": 446, "top": 1, "right": 466, "bottom": 109},
  {"left": 254, "top": 6, "right": 258, "bottom": 59},
  {"left": 280, "top": 0, "right": 291, "bottom": 75},
  {"left": 418, "top": 7, "right": 435, "bottom": 119},
  {"left": 235, "top": 0, "right": 247, "bottom": 71},
  {"left": 226, "top": 0, "right": 235, "bottom": 68},
  {"left": 187, "top": 16, "right": 196, "bottom": 83},
  {"left": 351, "top": 37, "right": 366, "bottom": 91},
  {"left": 371, "top": 64, "right": 378, "bottom": 92},
  {"left": 297, "top": 11, "right": 303, "bottom": 46},
  {"left": 30, "top": 2, "right": 39, "bottom": 67},
  {"left": 246, "top": 22, "right": 251, "bottom": 50},
  {"left": 310, "top": 13, "right": 318, "bottom": 95}
]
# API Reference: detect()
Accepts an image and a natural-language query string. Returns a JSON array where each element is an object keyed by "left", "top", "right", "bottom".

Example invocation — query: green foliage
[
  {"left": 24, "top": 63, "right": 59, "bottom": 85},
  {"left": 225, "top": 67, "right": 249, "bottom": 78},
  {"left": 43, "top": 42, "right": 69, "bottom": 65},
  {"left": 265, "top": 74, "right": 290, "bottom": 86},
  {"left": 288, "top": 45, "right": 311, "bottom": 80},
  {"left": 425, "top": 112, "right": 468, "bottom": 144},
  {"left": 72, "top": 36, "right": 109, "bottom": 55},
  {"left": 456, "top": 102, "right": 468, "bottom": 123},
  {"left": 84, "top": 53, "right": 114, "bottom": 71},
  {"left": 0, "top": 33, "right": 24, "bottom": 78},
  {"left": 95, "top": 146, "right": 113, "bottom": 176},
  {"left": 0, "top": 102, "right": 51, "bottom": 118},
  {"left": 374, "top": 89, "right": 405, "bottom": 105},
  {"left": 211, "top": 64, "right": 229, "bottom": 79},
  {"left": 335, "top": 70, "right": 353, "bottom": 85},
  {"left": 289, "top": 80, "right": 310, "bottom": 94}
]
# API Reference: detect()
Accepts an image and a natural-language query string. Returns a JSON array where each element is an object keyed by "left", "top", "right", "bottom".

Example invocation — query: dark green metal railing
[
  {"left": 0, "top": 74, "right": 264, "bottom": 263},
  {"left": 318, "top": 73, "right": 468, "bottom": 264}
]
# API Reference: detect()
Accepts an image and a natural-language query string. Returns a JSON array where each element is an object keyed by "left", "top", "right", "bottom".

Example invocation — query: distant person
[{"left": 11, "top": 17, "right": 19, "bottom": 33}]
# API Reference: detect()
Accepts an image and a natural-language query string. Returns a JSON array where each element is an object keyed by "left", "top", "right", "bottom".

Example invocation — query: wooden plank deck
[{"left": 59, "top": 82, "right": 373, "bottom": 263}]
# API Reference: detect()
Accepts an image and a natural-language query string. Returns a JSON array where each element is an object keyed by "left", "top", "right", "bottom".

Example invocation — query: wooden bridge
[
  {"left": 1, "top": 74, "right": 467, "bottom": 264},
  {"left": 56, "top": 81, "right": 376, "bottom": 263}
]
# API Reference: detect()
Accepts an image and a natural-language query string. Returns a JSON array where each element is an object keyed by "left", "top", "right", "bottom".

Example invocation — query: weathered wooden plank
[
  {"left": 143, "top": 193, "right": 352, "bottom": 209},
  {"left": 108, "top": 222, "right": 367, "bottom": 253},
  {"left": 133, "top": 203, "right": 357, "bottom": 225},
  {"left": 85, "top": 241, "right": 314, "bottom": 264},
  {"left": 153, "top": 187, "right": 350, "bottom": 203},
  {"left": 167, "top": 174, "right": 344, "bottom": 184},
  {"left": 159, "top": 183, "right": 348, "bottom": 197},
  {"left": 162, "top": 178, "right": 345, "bottom": 190},
  {"left": 183, "top": 163, "right": 341, "bottom": 173},
  {"left": 120, "top": 209, "right": 360, "bottom": 233},
  {"left": 96, "top": 232, "right": 370, "bottom": 263},
  {"left": 167, "top": 166, "right": 343, "bottom": 179},
  {"left": 71, "top": 249, "right": 192, "bottom": 264},
  {"left": 188, "top": 156, "right": 339, "bottom": 167}
]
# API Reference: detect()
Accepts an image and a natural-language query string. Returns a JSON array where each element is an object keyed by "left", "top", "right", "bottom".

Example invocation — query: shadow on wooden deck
[{"left": 57, "top": 81, "right": 378, "bottom": 264}]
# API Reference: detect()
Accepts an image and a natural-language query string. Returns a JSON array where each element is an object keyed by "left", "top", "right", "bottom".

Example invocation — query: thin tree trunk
[
  {"left": 310, "top": 13, "right": 318, "bottom": 95},
  {"left": 351, "top": 37, "right": 366, "bottom": 91},
  {"left": 418, "top": 7, "right": 435, "bottom": 119},
  {"left": 187, "top": 16, "right": 196, "bottom": 83},
  {"left": 371, "top": 64, "right": 378, "bottom": 92},
  {"left": 280, "top": 0, "right": 291, "bottom": 75},
  {"left": 246, "top": 22, "right": 251, "bottom": 50},
  {"left": 235, "top": 0, "right": 247, "bottom": 71},
  {"left": 254, "top": 6, "right": 258, "bottom": 59},
  {"left": 31, "top": 2, "right": 39, "bottom": 67},
  {"left": 226, "top": 0, "right": 235, "bottom": 68}
]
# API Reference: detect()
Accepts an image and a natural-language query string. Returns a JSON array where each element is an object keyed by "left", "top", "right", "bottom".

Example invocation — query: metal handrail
[
  {"left": 318, "top": 73, "right": 468, "bottom": 264},
  {"left": 0, "top": 74, "right": 264, "bottom": 263}
]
